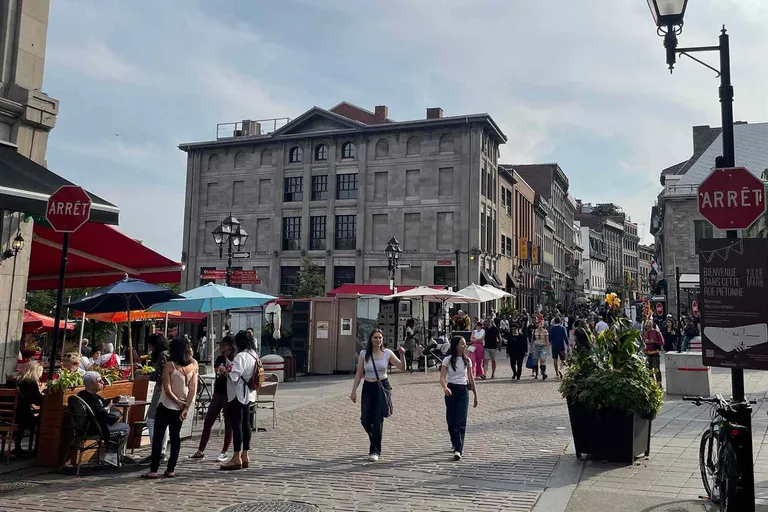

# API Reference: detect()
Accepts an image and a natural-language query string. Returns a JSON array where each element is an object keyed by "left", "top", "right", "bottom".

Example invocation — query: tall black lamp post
[
  {"left": 211, "top": 214, "right": 249, "bottom": 287},
  {"left": 2, "top": 233, "right": 24, "bottom": 377},
  {"left": 385, "top": 237, "right": 402, "bottom": 293},
  {"left": 647, "top": 1, "right": 753, "bottom": 508}
]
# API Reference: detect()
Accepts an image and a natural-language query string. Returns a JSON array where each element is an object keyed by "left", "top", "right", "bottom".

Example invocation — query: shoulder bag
[{"left": 370, "top": 351, "right": 393, "bottom": 418}]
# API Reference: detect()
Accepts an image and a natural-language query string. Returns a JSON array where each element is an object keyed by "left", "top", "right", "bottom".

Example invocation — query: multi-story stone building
[
  {"left": 623, "top": 219, "right": 640, "bottom": 300},
  {"left": 572, "top": 221, "right": 585, "bottom": 299},
  {"left": 576, "top": 203, "right": 625, "bottom": 297},
  {"left": 638, "top": 243, "right": 654, "bottom": 297},
  {"left": 499, "top": 168, "right": 535, "bottom": 312},
  {"left": 580, "top": 226, "right": 607, "bottom": 300},
  {"left": 650, "top": 122, "right": 768, "bottom": 316},
  {"left": 535, "top": 194, "right": 553, "bottom": 308},
  {"left": 512, "top": 164, "right": 572, "bottom": 306},
  {"left": 179, "top": 103, "right": 507, "bottom": 297},
  {"left": 0, "top": 0, "right": 60, "bottom": 378}
]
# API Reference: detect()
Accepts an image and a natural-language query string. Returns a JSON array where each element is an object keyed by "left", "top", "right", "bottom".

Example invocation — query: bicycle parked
[{"left": 683, "top": 394, "right": 756, "bottom": 511}]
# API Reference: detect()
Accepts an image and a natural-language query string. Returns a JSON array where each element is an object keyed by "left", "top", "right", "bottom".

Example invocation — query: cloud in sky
[{"left": 42, "top": 0, "right": 768, "bottom": 259}]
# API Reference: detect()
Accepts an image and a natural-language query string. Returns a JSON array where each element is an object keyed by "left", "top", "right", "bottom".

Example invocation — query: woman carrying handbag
[
  {"left": 440, "top": 336, "right": 478, "bottom": 460},
  {"left": 350, "top": 329, "right": 406, "bottom": 462}
]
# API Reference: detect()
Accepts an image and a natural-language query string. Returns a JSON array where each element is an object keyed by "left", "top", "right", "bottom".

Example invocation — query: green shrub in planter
[{"left": 560, "top": 319, "right": 663, "bottom": 419}]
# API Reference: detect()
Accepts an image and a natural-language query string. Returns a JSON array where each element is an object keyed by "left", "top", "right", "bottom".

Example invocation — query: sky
[{"left": 43, "top": 0, "right": 768, "bottom": 259}]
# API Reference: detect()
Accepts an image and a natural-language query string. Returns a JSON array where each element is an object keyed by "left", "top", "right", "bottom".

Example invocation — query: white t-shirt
[
  {"left": 471, "top": 329, "right": 485, "bottom": 343},
  {"left": 227, "top": 350, "right": 259, "bottom": 404},
  {"left": 442, "top": 356, "right": 471, "bottom": 385},
  {"left": 361, "top": 349, "right": 393, "bottom": 380},
  {"left": 595, "top": 321, "right": 609, "bottom": 334}
]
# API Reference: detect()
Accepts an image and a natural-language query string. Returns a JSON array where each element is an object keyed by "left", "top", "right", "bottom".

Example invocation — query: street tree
[{"left": 294, "top": 256, "right": 326, "bottom": 297}]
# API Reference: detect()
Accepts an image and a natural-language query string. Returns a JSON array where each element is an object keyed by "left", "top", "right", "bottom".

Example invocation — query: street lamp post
[
  {"left": 647, "top": 2, "right": 753, "bottom": 507},
  {"left": 516, "top": 264, "right": 524, "bottom": 311},
  {"left": 2, "top": 233, "right": 24, "bottom": 379},
  {"left": 385, "top": 237, "right": 402, "bottom": 293},
  {"left": 211, "top": 214, "right": 249, "bottom": 287}
]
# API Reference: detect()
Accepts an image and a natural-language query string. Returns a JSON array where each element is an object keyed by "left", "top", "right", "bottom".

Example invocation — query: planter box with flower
[{"left": 560, "top": 315, "right": 663, "bottom": 464}]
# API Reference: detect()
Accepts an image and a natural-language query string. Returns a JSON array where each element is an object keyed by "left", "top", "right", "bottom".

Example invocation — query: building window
[
  {"left": 505, "top": 189, "right": 512, "bottom": 216},
  {"left": 434, "top": 267, "right": 456, "bottom": 287},
  {"left": 311, "top": 175, "right": 328, "bottom": 201},
  {"left": 336, "top": 173, "right": 358, "bottom": 200},
  {"left": 315, "top": 144, "right": 328, "bottom": 161},
  {"left": 693, "top": 220, "right": 714, "bottom": 253},
  {"left": 280, "top": 266, "right": 300, "bottom": 296},
  {"left": 310, "top": 216, "right": 326, "bottom": 250},
  {"left": 282, "top": 217, "right": 301, "bottom": 251},
  {"left": 289, "top": 146, "right": 302, "bottom": 163},
  {"left": 481, "top": 169, "right": 487, "bottom": 198},
  {"left": 375, "top": 139, "right": 389, "bottom": 158},
  {"left": 341, "top": 141, "right": 356, "bottom": 159},
  {"left": 335, "top": 214, "right": 356, "bottom": 250},
  {"left": 480, "top": 212, "right": 487, "bottom": 252},
  {"left": 283, "top": 177, "right": 303, "bottom": 202},
  {"left": 506, "top": 236, "right": 512, "bottom": 257},
  {"left": 334, "top": 266, "right": 356, "bottom": 288}
]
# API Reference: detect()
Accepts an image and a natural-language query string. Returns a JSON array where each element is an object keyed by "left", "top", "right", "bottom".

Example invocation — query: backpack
[{"left": 241, "top": 352, "right": 265, "bottom": 391}]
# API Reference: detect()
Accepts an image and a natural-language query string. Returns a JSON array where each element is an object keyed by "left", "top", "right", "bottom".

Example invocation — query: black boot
[{"left": 541, "top": 365, "right": 547, "bottom": 381}]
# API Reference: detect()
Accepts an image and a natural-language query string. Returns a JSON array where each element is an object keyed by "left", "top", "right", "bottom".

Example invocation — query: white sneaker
[
  {"left": 216, "top": 452, "right": 228, "bottom": 462},
  {"left": 369, "top": 454, "right": 379, "bottom": 462},
  {"left": 453, "top": 451, "right": 462, "bottom": 461}
]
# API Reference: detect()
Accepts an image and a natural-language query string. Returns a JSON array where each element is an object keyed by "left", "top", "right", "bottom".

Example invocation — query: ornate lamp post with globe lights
[
  {"left": 385, "top": 237, "right": 402, "bottom": 294},
  {"left": 647, "top": 1, "right": 753, "bottom": 507},
  {"left": 211, "top": 214, "right": 249, "bottom": 287},
  {"left": 2, "top": 232, "right": 24, "bottom": 375}
]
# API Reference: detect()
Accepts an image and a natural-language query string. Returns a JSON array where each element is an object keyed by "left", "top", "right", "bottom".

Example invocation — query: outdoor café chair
[
  {"left": 64, "top": 396, "right": 126, "bottom": 476},
  {"left": 0, "top": 389, "right": 19, "bottom": 464},
  {"left": 252, "top": 373, "right": 279, "bottom": 430},
  {"left": 194, "top": 375, "right": 213, "bottom": 425}
]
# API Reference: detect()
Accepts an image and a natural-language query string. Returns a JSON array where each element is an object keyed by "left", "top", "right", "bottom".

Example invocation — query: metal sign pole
[{"left": 48, "top": 233, "right": 69, "bottom": 380}]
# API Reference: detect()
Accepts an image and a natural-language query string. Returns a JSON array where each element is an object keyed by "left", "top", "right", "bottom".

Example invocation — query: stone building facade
[
  {"left": 534, "top": 194, "right": 553, "bottom": 308},
  {"left": 622, "top": 219, "right": 640, "bottom": 300},
  {"left": 638, "top": 243, "right": 654, "bottom": 297},
  {"left": 580, "top": 226, "right": 607, "bottom": 300},
  {"left": 0, "top": 0, "right": 58, "bottom": 378},
  {"left": 179, "top": 103, "right": 507, "bottom": 297}
]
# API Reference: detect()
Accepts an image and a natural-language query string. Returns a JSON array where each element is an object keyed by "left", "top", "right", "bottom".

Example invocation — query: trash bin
[
  {"left": 283, "top": 354, "right": 296, "bottom": 382},
  {"left": 664, "top": 351, "right": 710, "bottom": 396},
  {"left": 262, "top": 354, "right": 285, "bottom": 382}
]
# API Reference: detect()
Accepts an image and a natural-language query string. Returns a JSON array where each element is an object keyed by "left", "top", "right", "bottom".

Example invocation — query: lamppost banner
[{"left": 699, "top": 238, "right": 768, "bottom": 370}]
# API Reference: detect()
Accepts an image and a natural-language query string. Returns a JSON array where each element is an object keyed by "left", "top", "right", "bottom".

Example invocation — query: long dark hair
[
  {"left": 146, "top": 333, "right": 168, "bottom": 365},
  {"left": 364, "top": 329, "right": 383, "bottom": 362},
  {"left": 449, "top": 335, "right": 469, "bottom": 372},
  {"left": 168, "top": 337, "right": 193, "bottom": 367},
  {"left": 220, "top": 334, "right": 235, "bottom": 360},
  {"left": 234, "top": 330, "right": 256, "bottom": 353}
]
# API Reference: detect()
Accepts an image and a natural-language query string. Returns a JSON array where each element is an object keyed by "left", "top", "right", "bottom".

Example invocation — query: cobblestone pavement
[
  {"left": 568, "top": 367, "right": 768, "bottom": 511},
  {"left": 0, "top": 363, "right": 573, "bottom": 512}
]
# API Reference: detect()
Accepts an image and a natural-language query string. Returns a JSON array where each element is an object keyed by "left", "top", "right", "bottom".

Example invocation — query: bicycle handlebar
[{"left": 683, "top": 396, "right": 757, "bottom": 406}]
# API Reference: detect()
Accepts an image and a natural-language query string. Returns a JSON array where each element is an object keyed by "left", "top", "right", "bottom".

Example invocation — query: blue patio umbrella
[
  {"left": 147, "top": 283, "right": 276, "bottom": 362},
  {"left": 67, "top": 275, "right": 181, "bottom": 376}
]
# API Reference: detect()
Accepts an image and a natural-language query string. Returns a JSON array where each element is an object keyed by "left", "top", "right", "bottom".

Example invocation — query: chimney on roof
[
  {"left": 426, "top": 107, "right": 443, "bottom": 120},
  {"left": 692, "top": 125, "right": 719, "bottom": 157},
  {"left": 374, "top": 105, "right": 388, "bottom": 124}
]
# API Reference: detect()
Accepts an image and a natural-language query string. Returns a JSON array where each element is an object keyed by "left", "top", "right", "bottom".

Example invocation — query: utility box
[{"left": 664, "top": 352, "right": 710, "bottom": 396}]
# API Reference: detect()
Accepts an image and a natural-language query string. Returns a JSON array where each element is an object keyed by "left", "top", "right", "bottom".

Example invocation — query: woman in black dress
[{"left": 505, "top": 324, "right": 528, "bottom": 380}]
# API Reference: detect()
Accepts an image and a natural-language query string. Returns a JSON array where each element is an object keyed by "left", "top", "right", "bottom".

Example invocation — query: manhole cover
[
  {"left": 0, "top": 481, "right": 44, "bottom": 494},
  {"left": 219, "top": 501, "right": 320, "bottom": 512}
]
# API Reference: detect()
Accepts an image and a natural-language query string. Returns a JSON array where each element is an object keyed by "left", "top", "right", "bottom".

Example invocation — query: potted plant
[
  {"left": 560, "top": 318, "right": 663, "bottom": 463},
  {"left": 46, "top": 369, "right": 84, "bottom": 394}
]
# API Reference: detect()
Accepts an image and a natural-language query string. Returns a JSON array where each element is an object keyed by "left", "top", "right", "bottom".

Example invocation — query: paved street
[
  {"left": 4, "top": 362, "right": 768, "bottom": 511},
  {"left": 0, "top": 363, "right": 573, "bottom": 512}
]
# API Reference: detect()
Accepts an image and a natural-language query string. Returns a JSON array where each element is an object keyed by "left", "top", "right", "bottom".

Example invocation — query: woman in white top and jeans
[
  {"left": 217, "top": 330, "right": 259, "bottom": 470},
  {"left": 144, "top": 338, "right": 198, "bottom": 479},
  {"left": 350, "top": 329, "right": 406, "bottom": 462},
  {"left": 440, "top": 336, "right": 478, "bottom": 460}
]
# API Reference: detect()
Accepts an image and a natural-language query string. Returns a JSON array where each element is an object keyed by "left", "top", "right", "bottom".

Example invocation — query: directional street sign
[
  {"left": 231, "top": 269, "right": 260, "bottom": 284},
  {"left": 232, "top": 251, "right": 251, "bottom": 259},
  {"left": 201, "top": 269, "right": 227, "bottom": 280},
  {"left": 398, "top": 263, "right": 411, "bottom": 269}
]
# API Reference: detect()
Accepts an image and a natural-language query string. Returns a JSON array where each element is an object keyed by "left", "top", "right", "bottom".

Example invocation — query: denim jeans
[
  {"left": 445, "top": 383, "right": 469, "bottom": 453},
  {"left": 361, "top": 379, "right": 390, "bottom": 455}
]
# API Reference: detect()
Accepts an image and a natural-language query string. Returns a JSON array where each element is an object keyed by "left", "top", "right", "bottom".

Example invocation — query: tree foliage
[
  {"left": 294, "top": 256, "right": 326, "bottom": 298},
  {"left": 590, "top": 203, "right": 623, "bottom": 218}
]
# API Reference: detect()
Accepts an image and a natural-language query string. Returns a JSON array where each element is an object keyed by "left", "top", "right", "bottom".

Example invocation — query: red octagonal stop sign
[
  {"left": 46, "top": 185, "right": 92, "bottom": 233},
  {"left": 655, "top": 302, "right": 664, "bottom": 316},
  {"left": 698, "top": 167, "right": 765, "bottom": 230}
]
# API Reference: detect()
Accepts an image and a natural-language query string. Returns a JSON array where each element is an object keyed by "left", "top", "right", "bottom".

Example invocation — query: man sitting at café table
[{"left": 77, "top": 372, "right": 130, "bottom": 453}]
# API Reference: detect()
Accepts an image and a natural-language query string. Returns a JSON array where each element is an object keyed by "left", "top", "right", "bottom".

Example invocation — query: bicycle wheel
[
  {"left": 719, "top": 442, "right": 738, "bottom": 512},
  {"left": 699, "top": 429, "right": 720, "bottom": 503}
]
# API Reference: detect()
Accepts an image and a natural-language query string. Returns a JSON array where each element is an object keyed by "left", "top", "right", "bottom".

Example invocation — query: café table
[{"left": 110, "top": 399, "right": 150, "bottom": 464}]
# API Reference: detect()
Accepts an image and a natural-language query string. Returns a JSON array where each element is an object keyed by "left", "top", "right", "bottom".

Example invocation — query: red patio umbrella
[{"left": 22, "top": 310, "right": 76, "bottom": 334}]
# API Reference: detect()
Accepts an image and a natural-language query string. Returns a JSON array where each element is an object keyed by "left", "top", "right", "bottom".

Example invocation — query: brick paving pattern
[{"left": 0, "top": 363, "right": 572, "bottom": 512}]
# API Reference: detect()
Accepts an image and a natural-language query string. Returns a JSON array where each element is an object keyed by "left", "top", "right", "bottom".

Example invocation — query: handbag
[
  {"left": 525, "top": 352, "right": 536, "bottom": 369},
  {"left": 370, "top": 352, "right": 393, "bottom": 418}
]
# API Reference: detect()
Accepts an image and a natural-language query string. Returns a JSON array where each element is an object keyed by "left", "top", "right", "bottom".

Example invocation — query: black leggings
[
  {"left": 228, "top": 399, "right": 252, "bottom": 452},
  {"left": 150, "top": 404, "right": 182, "bottom": 473},
  {"left": 361, "top": 379, "right": 390, "bottom": 455},
  {"left": 509, "top": 354, "right": 525, "bottom": 379}
]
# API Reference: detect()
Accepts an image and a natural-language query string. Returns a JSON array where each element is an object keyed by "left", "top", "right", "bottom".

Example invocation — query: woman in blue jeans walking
[{"left": 440, "top": 336, "right": 479, "bottom": 461}]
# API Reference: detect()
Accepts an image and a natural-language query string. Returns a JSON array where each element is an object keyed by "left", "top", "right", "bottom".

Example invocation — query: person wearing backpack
[{"left": 217, "top": 330, "right": 261, "bottom": 471}]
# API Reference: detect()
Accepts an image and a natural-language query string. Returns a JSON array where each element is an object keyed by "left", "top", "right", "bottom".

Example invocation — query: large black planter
[{"left": 567, "top": 399, "right": 652, "bottom": 464}]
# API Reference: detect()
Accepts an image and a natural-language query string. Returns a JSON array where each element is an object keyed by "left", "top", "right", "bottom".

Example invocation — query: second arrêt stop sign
[{"left": 697, "top": 167, "right": 765, "bottom": 230}]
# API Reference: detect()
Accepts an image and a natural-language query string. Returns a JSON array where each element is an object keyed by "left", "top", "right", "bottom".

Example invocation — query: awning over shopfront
[
  {"left": 0, "top": 142, "right": 119, "bottom": 225},
  {"left": 27, "top": 221, "right": 183, "bottom": 290},
  {"left": 678, "top": 273, "right": 699, "bottom": 289},
  {"left": 479, "top": 269, "right": 502, "bottom": 289},
  {"left": 327, "top": 284, "right": 444, "bottom": 297},
  {"left": 506, "top": 272, "right": 521, "bottom": 290}
]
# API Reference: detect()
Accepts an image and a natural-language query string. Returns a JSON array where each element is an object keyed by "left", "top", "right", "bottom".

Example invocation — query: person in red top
[{"left": 642, "top": 320, "right": 665, "bottom": 387}]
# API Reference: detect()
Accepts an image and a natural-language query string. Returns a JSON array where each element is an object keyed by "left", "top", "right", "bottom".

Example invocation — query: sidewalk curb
[{"left": 531, "top": 440, "right": 585, "bottom": 512}]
